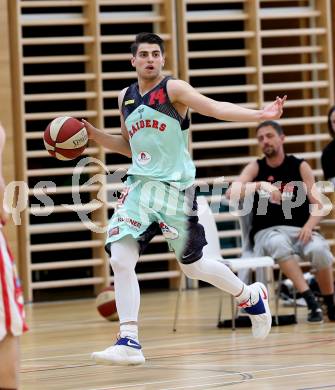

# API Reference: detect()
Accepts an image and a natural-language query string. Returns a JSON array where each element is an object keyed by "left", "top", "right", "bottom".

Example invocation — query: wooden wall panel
[
  {"left": 4, "top": 0, "right": 335, "bottom": 301},
  {"left": 8, "top": 0, "right": 179, "bottom": 301}
]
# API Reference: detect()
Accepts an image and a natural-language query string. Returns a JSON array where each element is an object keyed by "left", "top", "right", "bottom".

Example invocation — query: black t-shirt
[
  {"left": 321, "top": 139, "right": 335, "bottom": 180},
  {"left": 250, "top": 155, "right": 310, "bottom": 240}
]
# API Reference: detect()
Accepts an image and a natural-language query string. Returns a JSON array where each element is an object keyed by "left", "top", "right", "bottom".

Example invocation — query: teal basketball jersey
[{"left": 121, "top": 76, "right": 195, "bottom": 190}]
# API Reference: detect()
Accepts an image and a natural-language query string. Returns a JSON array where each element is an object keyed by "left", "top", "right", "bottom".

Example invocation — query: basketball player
[
  {"left": 83, "top": 32, "right": 286, "bottom": 366},
  {"left": 0, "top": 122, "right": 28, "bottom": 389}
]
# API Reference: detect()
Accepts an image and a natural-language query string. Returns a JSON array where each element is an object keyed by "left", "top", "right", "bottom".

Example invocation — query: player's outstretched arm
[{"left": 168, "top": 79, "right": 286, "bottom": 122}]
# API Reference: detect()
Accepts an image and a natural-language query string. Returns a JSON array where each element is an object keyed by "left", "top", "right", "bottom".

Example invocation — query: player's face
[
  {"left": 256, "top": 126, "right": 284, "bottom": 157},
  {"left": 131, "top": 43, "right": 165, "bottom": 80}
]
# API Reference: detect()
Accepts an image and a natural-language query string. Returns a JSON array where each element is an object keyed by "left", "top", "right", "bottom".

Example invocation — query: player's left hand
[
  {"left": 260, "top": 95, "right": 287, "bottom": 120},
  {"left": 298, "top": 224, "right": 313, "bottom": 245}
]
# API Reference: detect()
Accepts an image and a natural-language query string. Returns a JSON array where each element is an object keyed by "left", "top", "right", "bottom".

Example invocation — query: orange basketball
[
  {"left": 96, "top": 286, "right": 119, "bottom": 321},
  {"left": 44, "top": 116, "right": 88, "bottom": 160}
]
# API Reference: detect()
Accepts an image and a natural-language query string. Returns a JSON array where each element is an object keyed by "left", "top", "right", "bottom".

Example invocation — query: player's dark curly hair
[
  {"left": 256, "top": 120, "right": 284, "bottom": 135},
  {"left": 130, "top": 32, "right": 164, "bottom": 56},
  {"left": 327, "top": 105, "right": 335, "bottom": 139}
]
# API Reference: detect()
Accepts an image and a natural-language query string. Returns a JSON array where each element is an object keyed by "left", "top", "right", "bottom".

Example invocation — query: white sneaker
[
  {"left": 238, "top": 282, "right": 272, "bottom": 340},
  {"left": 91, "top": 337, "right": 145, "bottom": 366}
]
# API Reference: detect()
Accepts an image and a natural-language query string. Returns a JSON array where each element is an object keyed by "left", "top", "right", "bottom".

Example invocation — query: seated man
[{"left": 227, "top": 120, "right": 335, "bottom": 323}]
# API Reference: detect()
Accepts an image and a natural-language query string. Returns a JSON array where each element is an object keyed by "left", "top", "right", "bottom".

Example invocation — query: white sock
[
  {"left": 235, "top": 284, "right": 252, "bottom": 305},
  {"left": 120, "top": 324, "right": 138, "bottom": 341},
  {"left": 236, "top": 284, "right": 263, "bottom": 307}
]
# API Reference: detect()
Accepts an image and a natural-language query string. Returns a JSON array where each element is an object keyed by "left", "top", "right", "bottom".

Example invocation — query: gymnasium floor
[{"left": 21, "top": 287, "right": 335, "bottom": 390}]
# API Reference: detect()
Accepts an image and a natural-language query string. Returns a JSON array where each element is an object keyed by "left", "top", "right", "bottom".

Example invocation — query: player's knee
[
  {"left": 109, "top": 254, "right": 132, "bottom": 273},
  {"left": 177, "top": 220, "right": 207, "bottom": 265}
]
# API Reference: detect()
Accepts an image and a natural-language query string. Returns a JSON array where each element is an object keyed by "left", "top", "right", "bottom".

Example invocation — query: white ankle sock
[
  {"left": 120, "top": 324, "right": 138, "bottom": 341},
  {"left": 235, "top": 284, "right": 252, "bottom": 305}
]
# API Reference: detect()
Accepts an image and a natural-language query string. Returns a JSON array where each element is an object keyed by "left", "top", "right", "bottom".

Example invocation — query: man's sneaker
[
  {"left": 91, "top": 337, "right": 145, "bottom": 366},
  {"left": 307, "top": 306, "right": 323, "bottom": 323},
  {"left": 238, "top": 282, "right": 272, "bottom": 340}
]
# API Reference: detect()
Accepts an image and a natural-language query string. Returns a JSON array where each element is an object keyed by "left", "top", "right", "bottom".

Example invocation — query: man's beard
[{"left": 263, "top": 146, "right": 276, "bottom": 157}]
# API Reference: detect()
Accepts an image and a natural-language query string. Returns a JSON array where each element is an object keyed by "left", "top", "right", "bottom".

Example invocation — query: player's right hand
[{"left": 81, "top": 119, "right": 96, "bottom": 139}]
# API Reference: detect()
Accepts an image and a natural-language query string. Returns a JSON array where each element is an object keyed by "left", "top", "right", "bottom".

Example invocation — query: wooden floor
[{"left": 21, "top": 287, "right": 335, "bottom": 390}]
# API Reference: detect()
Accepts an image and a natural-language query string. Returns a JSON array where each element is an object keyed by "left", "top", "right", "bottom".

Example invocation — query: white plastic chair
[
  {"left": 234, "top": 196, "right": 299, "bottom": 322},
  {"left": 173, "top": 196, "right": 275, "bottom": 331}
]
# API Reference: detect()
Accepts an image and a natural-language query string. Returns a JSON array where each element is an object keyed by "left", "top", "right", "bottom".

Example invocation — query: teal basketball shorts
[{"left": 105, "top": 175, "right": 207, "bottom": 264}]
